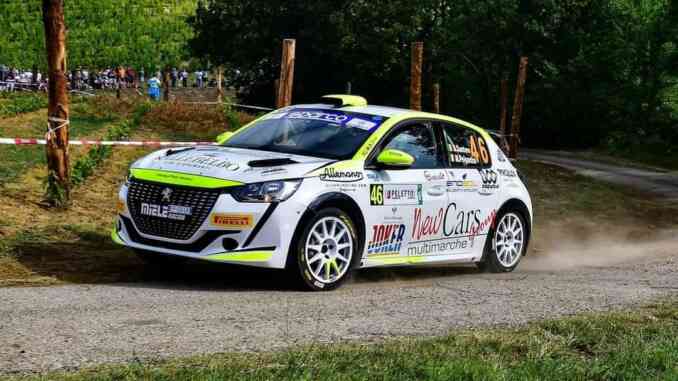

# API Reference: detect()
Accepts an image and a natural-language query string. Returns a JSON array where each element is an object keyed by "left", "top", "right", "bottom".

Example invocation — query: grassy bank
[{"left": 6, "top": 301, "right": 677, "bottom": 380}]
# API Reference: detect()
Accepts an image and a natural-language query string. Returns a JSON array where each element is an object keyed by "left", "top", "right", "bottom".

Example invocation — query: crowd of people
[{"left": 0, "top": 65, "right": 215, "bottom": 100}]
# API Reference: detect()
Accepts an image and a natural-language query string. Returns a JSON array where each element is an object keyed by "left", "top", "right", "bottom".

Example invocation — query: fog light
[{"left": 222, "top": 238, "right": 239, "bottom": 251}]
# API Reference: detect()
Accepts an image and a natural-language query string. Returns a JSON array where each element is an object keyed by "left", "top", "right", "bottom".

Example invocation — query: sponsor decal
[
  {"left": 324, "top": 182, "right": 367, "bottom": 192},
  {"left": 155, "top": 151, "right": 240, "bottom": 171},
  {"left": 370, "top": 184, "right": 423, "bottom": 206},
  {"left": 447, "top": 173, "right": 478, "bottom": 193},
  {"left": 320, "top": 167, "right": 364, "bottom": 182},
  {"left": 407, "top": 238, "right": 470, "bottom": 256},
  {"left": 424, "top": 170, "right": 446, "bottom": 181},
  {"left": 141, "top": 203, "right": 192, "bottom": 221},
  {"left": 409, "top": 204, "right": 497, "bottom": 255},
  {"left": 497, "top": 168, "right": 517, "bottom": 178},
  {"left": 367, "top": 224, "right": 406, "bottom": 256},
  {"left": 448, "top": 135, "right": 490, "bottom": 166},
  {"left": 411, "top": 208, "right": 444, "bottom": 241},
  {"left": 211, "top": 213, "right": 254, "bottom": 228},
  {"left": 478, "top": 169, "right": 499, "bottom": 195}
]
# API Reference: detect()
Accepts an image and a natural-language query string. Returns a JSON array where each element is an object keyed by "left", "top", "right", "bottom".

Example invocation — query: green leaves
[{"left": 0, "top": 0, "right": 196, "bottom": 70}]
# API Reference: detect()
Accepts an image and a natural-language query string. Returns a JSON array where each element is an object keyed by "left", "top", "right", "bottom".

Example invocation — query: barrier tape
[{"left": 0, "top": 138, "right": 217, "bottom": 147}]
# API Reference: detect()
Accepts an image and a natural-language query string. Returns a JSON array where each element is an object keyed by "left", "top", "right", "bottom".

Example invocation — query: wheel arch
[
  {"left": 286, "top": 192, "right": 366, "bottom": 268},
  {"left": 496, "top": 198, "right": 532, "bottom": 252}
]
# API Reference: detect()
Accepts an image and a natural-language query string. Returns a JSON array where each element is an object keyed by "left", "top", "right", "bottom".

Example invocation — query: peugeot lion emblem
[{"left": 161, "top": 188, "right": 173, "bottom": 203}]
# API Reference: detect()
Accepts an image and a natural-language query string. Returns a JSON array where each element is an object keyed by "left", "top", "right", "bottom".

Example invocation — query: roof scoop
[
  {"left": 248, "top": 158, "right": 299, "bottom": 167},
  {"left": 321, "top": 94, "right": 368, "bottom": 108}
]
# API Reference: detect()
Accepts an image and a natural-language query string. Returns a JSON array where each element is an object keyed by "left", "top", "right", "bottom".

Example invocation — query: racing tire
[
  {"left": 477, "top": 209, "right": 528, "bottom": 273},
  {"left": 134, "top": 249, "right": 187, "bottom": 268},
  {"left": 287, "top": 208, "right": 360, "bottom": 291}
]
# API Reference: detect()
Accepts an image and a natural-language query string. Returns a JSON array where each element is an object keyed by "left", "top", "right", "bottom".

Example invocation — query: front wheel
[
  {"left": 288, "top": 208, "right": 359, "bottom": 291},
  {"left": 477, "top": 210, "right": 527, "bottom": 273}
]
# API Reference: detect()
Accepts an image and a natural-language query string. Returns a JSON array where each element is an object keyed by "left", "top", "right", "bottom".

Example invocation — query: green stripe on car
[{"left": 130, "top": 168, "right": 243, "bottom": 189}]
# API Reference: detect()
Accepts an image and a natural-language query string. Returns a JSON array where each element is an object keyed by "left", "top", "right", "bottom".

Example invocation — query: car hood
[{"left": 131, "top": 146, "right": 334, "bottom": 184}]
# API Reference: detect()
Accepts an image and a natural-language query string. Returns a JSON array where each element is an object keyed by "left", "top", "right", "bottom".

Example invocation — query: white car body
[{"left": 113, "top": 96, "right": 532, "bottom": 286}]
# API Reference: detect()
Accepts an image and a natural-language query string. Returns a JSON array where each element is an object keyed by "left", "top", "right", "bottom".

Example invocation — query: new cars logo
[{"left": 367, "top": 224, "right": 406, "bottom": 256}]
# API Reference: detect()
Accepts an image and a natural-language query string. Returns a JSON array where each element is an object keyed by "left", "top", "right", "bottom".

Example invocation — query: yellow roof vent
[{"left": 321, "top": 94, "right": 368, "bottom": 108}]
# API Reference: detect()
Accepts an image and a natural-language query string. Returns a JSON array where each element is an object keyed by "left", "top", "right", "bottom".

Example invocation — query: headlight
[{"left": 232, "top": 179, "right": 302, "bottom": 203}]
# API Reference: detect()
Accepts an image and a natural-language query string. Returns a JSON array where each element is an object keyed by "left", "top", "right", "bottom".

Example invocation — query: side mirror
[
  {"left": 376, "top": 149, "right": 414, "bottom": 169},
  {"left": 216, "top": 131, "right": 234, "bottom": 144}
]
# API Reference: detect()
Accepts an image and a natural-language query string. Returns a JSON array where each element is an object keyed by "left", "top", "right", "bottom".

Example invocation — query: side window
[
  {"left": 442, "top": 123, "right": 491, "bottom": 168},
  {"left": 381, "top": 123, "right": 442, "bottom": 169}
]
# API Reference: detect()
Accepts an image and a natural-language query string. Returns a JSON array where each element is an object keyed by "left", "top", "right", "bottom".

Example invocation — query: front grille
[{"left": 127, "top": 179, "right": 220, "bottom": 240}]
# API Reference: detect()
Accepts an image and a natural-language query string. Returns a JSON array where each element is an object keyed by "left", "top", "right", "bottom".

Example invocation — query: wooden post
[
  {"left": 410, "top": 42, "right": 423, "bottom": 111},
  {"left": 499, "top": 79, "right": 510, "bottom": 154},
  {"left": 216, "top": 66, "right": 224, "bottom": 103},
  {"left": 42, "top": 0, "right": 70, "bottom": 206},
  {"left": 163, "top": 68, "right": 171, "bottom": 102},
  {"left": 509, "top": 57, "right": 528, "bottom": 159},
  {"left": 276, "top": 39, "right": 295, "bottom": 108},
  {"left": 432, "top": 83, "right": 440, "bottom": 114}
]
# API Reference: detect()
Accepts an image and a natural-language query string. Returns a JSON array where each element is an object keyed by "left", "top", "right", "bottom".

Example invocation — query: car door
[
  {"left": 363, "top": 121, "right": 448, "bottom": 262},
  {"left": 439, "top": 121, "right": 499, "bottom": 261}
]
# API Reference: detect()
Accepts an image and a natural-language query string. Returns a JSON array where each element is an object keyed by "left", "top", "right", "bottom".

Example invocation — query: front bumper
[{"left": 113, "top": 184, "right": 306, "bottom": 269}]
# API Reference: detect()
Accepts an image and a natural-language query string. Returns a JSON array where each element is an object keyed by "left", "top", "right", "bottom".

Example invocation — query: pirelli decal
[{"left": 211, "top": 213, "right": 254, "bottom": 228}]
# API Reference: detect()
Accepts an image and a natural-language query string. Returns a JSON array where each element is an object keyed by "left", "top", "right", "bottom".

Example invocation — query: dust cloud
[{"left": 523, "top": 219, "right": 678, "bottom": 271}]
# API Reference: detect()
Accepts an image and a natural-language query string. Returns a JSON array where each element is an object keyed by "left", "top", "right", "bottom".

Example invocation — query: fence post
[
  {"left": 509, "top": 57, "right": 528, "bottom": 159},
  {"left": 410, "top": 41, "right": 423, "bottom": 111},
  {"left": 499, "top": 79, "right": 509, "bottom": 153},
  {"left": 432, "top": 83, "right": 440, "bottom": 114},
  {"left": 217, "top": 66, "right": 224, "bottom": 103},
  {"left": 42, "top": 0, "right": 70, "bottom": 206},
  {"left": 163, "top": 68, "right": 171, "bottom": 102},
  {"left": 276, "top": 39, "right": 296, "bottom": 108}
]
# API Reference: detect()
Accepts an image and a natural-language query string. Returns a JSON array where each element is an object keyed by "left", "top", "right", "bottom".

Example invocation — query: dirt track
[{"left": 1, "top": 153, "right": 677, "bottom": 374}]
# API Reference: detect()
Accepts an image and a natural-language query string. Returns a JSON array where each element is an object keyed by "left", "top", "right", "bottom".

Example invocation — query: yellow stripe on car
[
  {"left": 130, "top": 168, "right": 243, "bottom": 189},
  {"left": 206, "top": 251, "right": 274, "bottom": 262}
]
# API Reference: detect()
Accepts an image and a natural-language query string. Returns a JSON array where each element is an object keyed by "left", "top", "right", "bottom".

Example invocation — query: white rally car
[{"left": 113, "top": 95, "right": 532, "bottom": 290}]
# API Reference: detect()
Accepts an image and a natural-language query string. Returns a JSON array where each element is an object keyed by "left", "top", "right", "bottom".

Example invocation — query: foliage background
[
  {"left": 0, "top": 0, "right": 196, "bottom": 71},
  {"left": 190, "top": 0, "right": 678, "bottom": 153}
]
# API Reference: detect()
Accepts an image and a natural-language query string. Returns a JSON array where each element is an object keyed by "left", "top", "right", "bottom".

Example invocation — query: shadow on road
[{"left": 11, "top": 239, "right": 480, "bottom": 291}]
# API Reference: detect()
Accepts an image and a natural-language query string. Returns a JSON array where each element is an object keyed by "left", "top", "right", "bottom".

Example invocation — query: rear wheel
[
  {"left": 288, "top": 208, "right": 359, "bottom": 291},
  {"left": 477, "top": 210, "right": 527, "bottom": 273}
]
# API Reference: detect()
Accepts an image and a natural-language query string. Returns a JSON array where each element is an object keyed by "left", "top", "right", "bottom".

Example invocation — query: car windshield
[{"left": 223, "top": 108, "right": 387, "bottom": 159}]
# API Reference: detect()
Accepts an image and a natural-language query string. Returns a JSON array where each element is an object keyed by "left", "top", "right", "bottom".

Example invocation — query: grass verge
[{"left": 5, "top": 300, "right": 677, "bottom": 380}]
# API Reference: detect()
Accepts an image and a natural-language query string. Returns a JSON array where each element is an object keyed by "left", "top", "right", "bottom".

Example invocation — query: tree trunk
[
  {"left": 216, "top": 66, "right": 224, "bottom": 103},
  {"left": 42, "top": 0, "right": 70, "bottom": 207},
  {"left": 499, "top": 79, "right": 510, "bottom": 154},
  {"left": 410, "top": 42, "right": 423, "bottom": 111},
  {"left": 509, "top": 57, "right": 528, "bottom": 159},
  {"left": 276, "top": 39, "right": 295, "bottom": 108},
  {"left": 163, "top": 69, "right": 171, "bottom": 102},
  {"left": 432, "top": 83, "right": 440, "bottom": 114}
]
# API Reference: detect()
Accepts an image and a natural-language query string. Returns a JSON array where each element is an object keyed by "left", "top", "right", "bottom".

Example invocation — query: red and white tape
[{"left": 0, "top": 138, "right": 217, "bottom": 147}]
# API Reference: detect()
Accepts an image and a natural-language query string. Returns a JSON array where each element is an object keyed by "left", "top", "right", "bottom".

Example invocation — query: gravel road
[
  {"left": 1, "top": 252, "right": 677, "bottom": 374},
  {"left": 521, "top": 149, "right": 678, "bottom": 201}
]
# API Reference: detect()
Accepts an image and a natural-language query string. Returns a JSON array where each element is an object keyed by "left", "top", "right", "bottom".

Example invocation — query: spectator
[
  {"left": 181, "top": 69, "right": 188, "bottom": 87},
  {"left": 171, "top": 67, "right": 178, "bottom": 88},
  {"left": 195, "top": 70, "right": 203, "bottom": 88},
  {"left": 147, "top": 75, "right": 161, "bottom": 101},
  {"left": 139, "top": 68, "right": 145, "bottom": 88}
]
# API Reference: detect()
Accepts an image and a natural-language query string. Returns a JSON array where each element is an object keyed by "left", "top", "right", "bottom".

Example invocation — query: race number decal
[
  {"left": 370, "top": 184, "right": 384, "bottom": 206},
  {"left": 469, "top": 135, "right": 490, "bottom": 165}
]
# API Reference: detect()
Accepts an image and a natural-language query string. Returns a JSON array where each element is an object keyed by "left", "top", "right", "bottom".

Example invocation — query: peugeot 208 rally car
[{"left": 113, "top": 95, "right": 532, "bottom": 291}]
